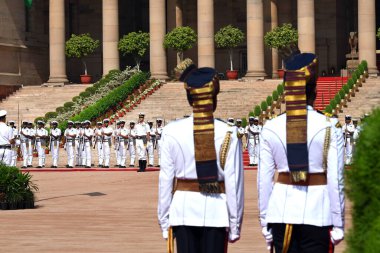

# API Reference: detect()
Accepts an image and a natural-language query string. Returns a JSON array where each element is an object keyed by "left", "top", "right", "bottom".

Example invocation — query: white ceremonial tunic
[
  {"left": 102, "top": 126, "right": 113, "bottom": 167},
  {"left": 83, "top": 128, "right": 94, "bottom": 167},
  {"left": 0, "top": 122, "right": 13, "bottom": 165},
  {"left": 118, "top": 128, "right": 128, "bottom": 166},
  {"left": 135, "top": 122, "right": 149, "bottom": 160},
  {"left": 10, "top": 127, "right": 18, "bottom": 166},
  {"left": 50, "top": 128, "right": 61, "bottom": 167},
  {"left": 114, "top": 128, "right": 121, "bottom": 165},
  {"left": 147, "top": 126, "right": 155, "bottom": 165},
  {"left": 245, "top": 124, "right": 262, "bottom": 165},
  {"left": 258, "top": 107, "right": 344, "bottom": 228},
  {"left": 35, "top": 128, "right": 48, "bottom": 167},
  {"left": 158, "top": 117, "right": 244, "bottom": 240},
  {"left": 156, "top": 126, "right": 164, "bottom": 166},
  {"left": 20, "top": 127, "right": 29, "bottom": 167},
  {"left": 27, "top": 128, "right": 35, "bottom": 166},
  {"left": 342, "top": 122, "right": 355, "bottom": 164},
  {"left": 128, "top": 128, "right": 137, "bottom": 166},
  {"left": 64, "top": 128, "right": 77, "bottom": 167},
  {"left": 94, "top": 128, "right": 103, "bottom": 166}
]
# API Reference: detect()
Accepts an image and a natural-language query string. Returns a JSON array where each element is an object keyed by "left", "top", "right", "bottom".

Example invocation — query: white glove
[
  {"left": 261, "top": 226, "right": 273, "bottom": 250},
  {"left": 330, "top": 227, "right": 344, "bottom": 245},
  {"left": 228, "top": 232, "right": 240, "bottom": 243},
  {"left": 162, "top": 230, "right": 168, "bottom": 240}
]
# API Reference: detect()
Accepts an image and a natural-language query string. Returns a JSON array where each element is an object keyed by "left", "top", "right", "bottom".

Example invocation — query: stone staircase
[
  {"left": 338, "top": 77, "right": 380, "bottom": 121},
  {"left": 120, "top": 79, "right": 280, "bottom": 123},
  {"left": 0, "top": 85, "right": 89, "bottom": 123}
]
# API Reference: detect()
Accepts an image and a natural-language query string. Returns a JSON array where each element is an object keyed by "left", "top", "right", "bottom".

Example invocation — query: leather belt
[
  {"left": 277, "top": 172, "right": 327, "bottom": 186},
  {"left": 173, "top": 179, "right": 225, "bottom": 194},
  {"left": 136, "top": 136, "right": 145, "bottom": 139}
]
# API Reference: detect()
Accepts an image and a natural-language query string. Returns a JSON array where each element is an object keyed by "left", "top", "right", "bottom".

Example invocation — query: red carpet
[{"left": 315, "top": 77, "right": 347, "bottom": 110}]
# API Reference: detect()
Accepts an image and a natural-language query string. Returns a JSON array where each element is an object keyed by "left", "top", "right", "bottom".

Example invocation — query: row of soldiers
[{"left": 8, "top": 113, "right": 164, "bottom": 171}]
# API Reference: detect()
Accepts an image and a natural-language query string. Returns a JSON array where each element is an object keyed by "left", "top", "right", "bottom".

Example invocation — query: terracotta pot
[
  {"left": 226, "top": 70, "right": 238, "bottom": 80},
  {"left": 17, "top": 156, "right": 23, "bottom": 161},
  {"left": 277, "top": 69, "right": 285, "bottom": 79},
  {"left": 45, "top": 149, "right": 50, "bottom": 154},
  {"left": 33, "top": 151, "right": 38, "bottom": 157},
  {"left": 80, "top": 75, "right": 92, "bottom": 84}
]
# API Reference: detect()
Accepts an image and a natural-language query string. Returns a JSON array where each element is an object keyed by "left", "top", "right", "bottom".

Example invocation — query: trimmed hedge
[
  {"left": 56, "top": 106, "right": 65, "bottom": 114},
  {"left": 272, "top": 90, "right": 279, "bottom": 101},
  {"left": 254, "top": 105, "right": 262, "bottom": 117},
  {"left": 59, "top": 71, "right": 149, "bottom": 130},
  {"left": 241, "top": 118, "right": 247, "bottom": 128},
  {"left": 266, "top": 96, "right": 273, "bottom": 106},
  {"left": 45, "top": 112, "right": 57, "bottom": 120},
  {"left": 79, "top": 91, "right": 91, "bottom": 98},
  {"left": 261, "top": 101, "right": 268, "bottom": 111},
  {"left": 64, "top": 102, "right": 74, "bottom": 109},
  {"left": 346, "top": 108, "right": 380, "bottom": 252}
]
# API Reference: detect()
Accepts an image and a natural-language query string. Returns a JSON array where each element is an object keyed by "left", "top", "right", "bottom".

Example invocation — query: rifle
[{"left": 344, "top": 127, "right": 348, "bottom": 147}]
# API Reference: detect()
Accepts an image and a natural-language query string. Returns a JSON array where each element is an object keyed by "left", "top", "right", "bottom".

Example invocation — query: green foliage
[
  {"left": 45, "top": 112, "right": 57, "bottom": 120},
  {"left": 351, "top": 73, "right": 358, "bottom": 83},
  {"left": 324, "top": 105, "right": 332, "bottom": 114},
  {"left": 163, "top": 27, "right": 197, "bottom": 57},
  {"left": 358, "top": 64, "right": 365, "bottom": 75},
  {"left": 266, "top": 96, "right": 273, "bottom": 106},
  {"left": 272, "top": 90, "right": 279, "bottom": 101},
  {"left": 277, "top": 84, "right": 284, "bottom": 95},
  {"left": 329, "top": 99, "right": 337, "bottom": 109},
  {"left": 65, "top": 33, "right": 100, "bottom": 59},
  {"left": 64, "top": 102, "right": 74, "bottom": 108},
  {"left": 261, "top": 101, "right": 268, "bottom": 111},
  {"left": 0, "top": 164, "right": 38, "bottom": 209},
  {"left": 56, "top": 106, "right": 65, "bottom": 114},
  {"left": 118, "top": 31, "right": 150, "bottom": 69},
  {"left": 241, "top": 118, "right": 247, "bottom": 128},
  {"left": 361, "top": 60, "right": 368, "bottom": 70},
  {"left": 339, "top": 89, "right": 345, "bottom": 99},
  {"left": 72, "top": 96, "right": 81, "bottom": 103},
  {"left": 249, "top": 111, "right": 254, "bottom": 117},
  {"left": 346, "top": 108, "right": 380, "bottom": 252},
  {"left": 254, "top": 105, "right": 262, "bottom": 117},
  {"left": 347, "top": 79, "right": 354, "bottom": 89},
  {"left": 214, "top": 25, "right": 245, "bottom": 49},
  {"left": 79, "top": 91, "right": 91, "bottom": 98},
  {"left": 343, "top": 85, "right": 350, "bottom": 94},
  {"left": 85, "top": 86, "right": 96, "bottom": 95},
  {"left": 334, "top": 93, "right": 341, "bottom": 105},
  {"left": 264, "top": 23, "right": 298, "bottom": 49}
]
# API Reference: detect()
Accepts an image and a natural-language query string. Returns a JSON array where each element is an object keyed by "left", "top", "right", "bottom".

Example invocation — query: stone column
[
  {"left": 271, "top": 0, "right": 279, "bottom": 78},
  {"left": 245, "top": 0, "right": 266, "bottom": 79},
  {"left": 176, "top": 0, "right": 183, "bottom": 27},
  {"left": 102, "top": 0, "right": 120, "bottom": 75},
  {"left": 197, "top": 0, "right": 214, "bottom": 68},
  {"left": 46, "top": 0, "right": 68, "bottom": 86},
  {"left": 149, "top": 0, "right": 168, "bottom": 80},
  {"left": 297, "top": 0, "right": 315, "bottom": 53},
  {"left": 358, "top": 0, "right": 378, "bottom": 75}
]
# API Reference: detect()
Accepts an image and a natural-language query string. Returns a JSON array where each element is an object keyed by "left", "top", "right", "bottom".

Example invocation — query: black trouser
[
  {"left": 173, "top": 226, "right": 227, "bottom": 253},
  {"left": 270, "top": 223, "right": 334, "bottom": 253}
]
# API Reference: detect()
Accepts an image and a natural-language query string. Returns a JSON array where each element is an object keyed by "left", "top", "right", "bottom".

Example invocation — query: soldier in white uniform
[
  {"left": 158, "top": 62, "right": 244, "bottom": 253},
  {"left": 35, "top": 121, "right": 48, "bottom": 168},
  {"left": 27, "top": 122, "right": 35, "bottom": 167},
  {"left": 147, "top": 120, "right": 155, "bottom": 167},
  {"left": 64, "top": 121, "right": 77, "bottom": 168},
  {"left": 128, "top": 121, "right": 137, "bottom": 167},
  {"left": 342, "top": 115, "right": 355, "bottom": 165},
  {"left": 117, "top": 120, "right": 128, "bottom": 168},
  {"left": 74, "top": 121, "right": 82, "bottom": 166},
  {"left": 0, "top": 110, "right": 15, "bottom": 166},
  {"left": 245, "top": 116, "right": 261, "bottom": 166},
  {"left": 8, "top": 121, "right": 19, "bottom": 166},
  {"left": 135, "top": 113, "right": 150, "bottom": 172},
  {"left": 227, "top": 117, "right": 234, "bottom": 124},
  {"left": 258, "top": 50, "right": 344, "bottom": 252},
  {"left": 20, "top": 121, "right": 29, "bottom": 168},
  {"left": 155, "top": 118, "right": 164, "bottom": 167},
  {"left": 49, "top": 121, "right": 61, "bottom": 168},
  {"left": 235, "top": 119, "right": 245, "bottom": 145},
  {"left": 101, "top": 118, "right": 113, "bottom": 168},
  {"left": 94, "top": 122, "right": 103, "bottom": 167},
  {"left": 82, "top": 120, "right": 94, "bottom": 168},
  {"left": 113, "top": 121, "right": 121, "bottom": 167}
]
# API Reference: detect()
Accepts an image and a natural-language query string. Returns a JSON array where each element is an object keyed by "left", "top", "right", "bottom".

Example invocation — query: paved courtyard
[{"left": 0, "top": 170, "right": 350, "bottom": 252}]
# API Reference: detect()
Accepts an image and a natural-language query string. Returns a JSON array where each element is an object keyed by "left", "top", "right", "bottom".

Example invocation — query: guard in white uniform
[
  {"left": 258, "top": 51, "right": 344, "bottom": 252},
  {"left": 117, "top": 120, "right": 128, "bottom": 168},
  {"left": 74, "top": 121, "right": 82, "bottom": 166},
  {"left": 94, "top": 122, "right": 104, "bottom": 167},
  {"left": 82, "top": 120, "right": 94, "bottom": 168},
  {"left": 0, "top": 110, "right": 15, "bottom": 165},
  {"left": 135, "top": 113, "right": 150, "bottom": 172},
  {"left": 158, "top": 62, "right": 244, "bottom": 253},
  {"left": 245, "top": 116, "right": 261, "bottom": 166},
  {"left": 27, "top": 122, "right": 35, "bottom": 167},
  {"left": 114, "top": 121, "right": 121, "bottom": 167},
  {"left": 235, "top": 119, "right": 245, "bottom": 145},
  {"left": 128, "top": 121, "right": 137, "bottom": 167},
  {"left": 49, "top": 121, "right": 61, "bottom": 168},
  {"left": 64, "top": 121, "right": 77, "bottom": 168},
  {"left": 155, "top": 118, "right": 164, "bottom": 167},
  {"left": 101, "top": 118, "right": 113, "bottom": 168},
  {"left": 35, "top": 121, "right": 48, "bottom": 168},
  {"left": 20, "top": 121, "right": 29, "bottom": 168},
  {"left": 8, "top": 121, "right": 19, "bottom": 166},
  {"left": 147, "top": 120, "right": 155, "bottom": 166},
  {"left": 342, "top": 115, "right": 355, "bottom": 165}
]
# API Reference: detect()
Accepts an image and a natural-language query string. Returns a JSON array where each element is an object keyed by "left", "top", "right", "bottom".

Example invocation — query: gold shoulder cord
[
  {"left": 323, "top": 117, "right": 332, "bottom": 173},
  {"left": 220, "top": 127, "right": 233, "bottom": 170}
]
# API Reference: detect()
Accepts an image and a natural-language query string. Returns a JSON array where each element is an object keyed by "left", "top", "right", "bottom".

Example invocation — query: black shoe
[
  {"left": 37, "top": 166, "right": 42, "bottom": 168},
  {"left": 115, "top": 164, "right": 119, "bottom": 167},
  {"left": 21, "top": 166, "right": 27, "bottom": 169},
  {"left": 27, "top": 165, "right": 33, "bottom": 167},
  {"left": 156, "top": 165, "right": 160, "bottom": 168},
  {"left": 67, "top": 166, "right": 73, "bottom": 168},
  {"left": 148, "top": 164, "right": 153, "bottom": 167},
  {"left": 129, "top": 164, "right": 135, "bottom": 167},
  {"left": 119, "top": 166, "right": 126, "bottom": 168},
  {"left": 85, "top": 166, "right": 91, "bottom": 168},
  {"left": 103, "top": 166, "right": 109, "bottom": 168},
  {"left": 52, "top": 166, "right": 57, "bottom": 168}
]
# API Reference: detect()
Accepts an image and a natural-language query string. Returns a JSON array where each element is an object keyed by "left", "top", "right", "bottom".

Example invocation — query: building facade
[{"left": 0, "top": 0, "right": 378, "bottom": 85}]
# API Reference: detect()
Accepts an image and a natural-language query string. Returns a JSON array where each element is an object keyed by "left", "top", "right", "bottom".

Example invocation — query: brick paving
[{"left": 0, "top": 170, "right": 349, "bottom": 253}]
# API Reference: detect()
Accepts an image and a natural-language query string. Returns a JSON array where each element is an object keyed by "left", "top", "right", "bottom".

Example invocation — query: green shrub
[
  {"left": 241, "top": 118, "right": 247, "bottom": 128},
  {"left": 79, "top": 91, "right": 91, "bottom": 98},
  {"left": 351, "top": 73, "right": 358, "bottom": 83},
  {"left": 45, "top": 111, "right": 58, "bottom": 120},
  {"left": 343, "top": 85, "right": 350, "bottom": 94},
  {"left": 264, "top": 23, "right": 298, "bottom": 50},
  {"left": 361, "top": 60, "right": 368, "bottom": 70},
  {"left": 56, "top": 106, "right": 65, "bottom": 113},
  {"left": 358, "top": 64, "right": 365, "bottom": 75},
  {"left": 324, "top": 105, "right": 332, "bottom": 114},
  {"left": 272, "top": 90, "right": 279, "bottom": 101},
  {"left": 85, "top": 86, "right": 96, "bottom": 95},
  {"left": 106, "top": 69, "right": 121, "bottom": 79},
  {"left": 355, "top": 69, "right": 361, "bottom": 78},
  {"left": 64, "top": 102, "right": 74, "bottom": 109},
  {"left": 329, "top": 99, "right": 337, "bottom": 109},
  {"left": 248, "top": 111, "right": 254, "bottom": 117},
  {"left": 266, "top": 96, "right": 273, "bottom": 106},
  {"left": 339, "top": 89, "right": 345, "bottom": 99},
  {"left": 346, "top": 108, "right": 380, "bottom": 252},
  {"left": 164, "top": 26, "right": 197, "bottom": 62},
  {"left": 254, "top": 105, "right": 262, "bottom": 117},
  {"left": 72, "top": 96, "right": 81, "bottom": 103},
  {"left": 334, "top": 93, "right": 341, "bottom": 104},
  {"left": 347, "top": 79, "right": 354, "bottom": 89},
  {"left": 261, "top": 101, "right": 268, "bottom": 111},
  {"left": 118, "top": 31, "right": 150, "bottom": 70},
  {"left": 277, "top": 83, "right": 284, "bottom": 95}
]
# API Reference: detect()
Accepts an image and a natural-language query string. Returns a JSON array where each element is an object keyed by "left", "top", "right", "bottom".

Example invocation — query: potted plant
[
  {"left": 65, "top": 33, "right": 100, "bottom": 84},
  {"left": 163, "top": 26, "right": 197, "bottom": 64},
  {"left": 264, "top": 23, "right": 298, "bottom": 78},
  {"left": 215, "top": 25, "right": 245, "bottom": 80},
  {"left": 118, "top": 31, "right": 150, "bottom": 71}
]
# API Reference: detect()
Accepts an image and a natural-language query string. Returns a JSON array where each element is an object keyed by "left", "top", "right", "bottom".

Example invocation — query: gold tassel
[{"left": 167, "top": 227, "right": 174, "bottom": 253}]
